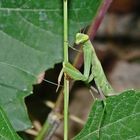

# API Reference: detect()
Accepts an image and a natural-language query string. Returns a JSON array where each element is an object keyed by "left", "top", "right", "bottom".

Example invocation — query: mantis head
[{"left": 75, "top": 33, "right": 89, "bottom": 45}]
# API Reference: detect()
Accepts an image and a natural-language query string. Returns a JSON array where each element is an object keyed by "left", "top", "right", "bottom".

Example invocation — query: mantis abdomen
[{"left": 86, "top": 40, "right": 114, "bottom": 96}]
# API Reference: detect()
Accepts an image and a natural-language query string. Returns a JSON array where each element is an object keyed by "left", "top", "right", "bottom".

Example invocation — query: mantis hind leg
[
  {"left": 97, "top": 101, "right": 106, "bottom": 138},
  {"left": 97, "top": 88, "right": 106, "bottom": 138},
  {"left": 90, "top": 86, "right": 106, "bottom": 138}
]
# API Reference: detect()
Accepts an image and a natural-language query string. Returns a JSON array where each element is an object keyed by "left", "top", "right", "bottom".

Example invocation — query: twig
[{"left": 45, "top": 100, "right": 85, "bottom": 125}]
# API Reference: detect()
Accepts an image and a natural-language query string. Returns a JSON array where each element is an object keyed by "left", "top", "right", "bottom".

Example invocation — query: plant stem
[
  {"left": 35, "top": 120, "right": 49, "bottom": 140},
  {"left": 63, "top": 0, "right": 69, "bottom": 140}
]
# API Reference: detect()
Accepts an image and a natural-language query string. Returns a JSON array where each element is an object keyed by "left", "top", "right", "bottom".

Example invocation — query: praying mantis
[{"left": 58, "top": 33, "right": 115, "bottom": 97}]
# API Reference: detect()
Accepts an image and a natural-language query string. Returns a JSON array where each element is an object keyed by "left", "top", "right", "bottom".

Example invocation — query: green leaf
[
  {"left": 0, "top": 0, "right": 103, "bottom": 131},
  {"left": 73, "top": 90, "right": 140, "bottom": 140},
  {"left": 0, "top": 106, "right": 22, "bottom": 140}
]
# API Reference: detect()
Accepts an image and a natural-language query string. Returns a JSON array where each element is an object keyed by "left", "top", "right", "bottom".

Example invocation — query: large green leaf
[
  {"left": 73, "top": 90, "right": 140, "bottom": 140},
  {"left": 0, "top": 0, "right": 103, "bottom": 131},
  {"left": 0, "top": 106, "right": 22, "bottom": 140}
]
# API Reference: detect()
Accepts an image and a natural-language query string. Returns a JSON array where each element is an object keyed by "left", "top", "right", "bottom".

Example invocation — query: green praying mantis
[{"left": 58, "top": 33, "right": 115, "bottom": 97}]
